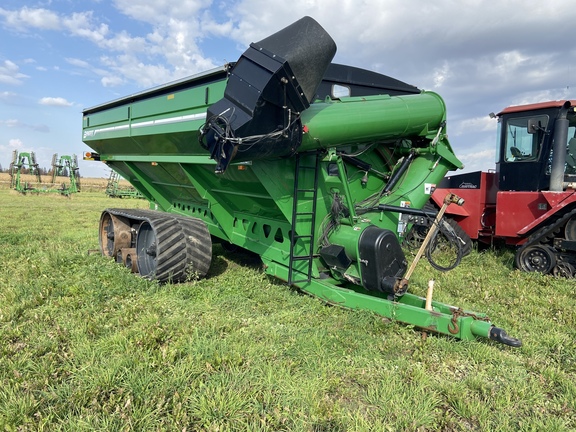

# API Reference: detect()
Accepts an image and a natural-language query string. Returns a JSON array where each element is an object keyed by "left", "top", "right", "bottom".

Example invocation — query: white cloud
[
  {"left": 8, "top": 138, "right": 23, "bottom": 149},
  {"left": 0, "top": 119, "right": 50, "bottom": 132},
  {"left": 452, "top": 116, "right": 497, "bottom": 137},
  {"left": 101, "top": 75, "right": 125, "bottom": 87},
  {"left": 0, "top": 7, "right": 60, "bottom": 31},
  {"left": 508, "top": 88, "right": 574, "bottom": 107},
  {"left": 0, "top": 139, "right": 23, "bottom": 167},
  {"left": 0, "top": 4, "right": 218, "bottom": 88},
  {"left": 62, "top": 11, "right": 109, "bottom": 44},
  {"left": 103, "top": 30, "right": 147, "bottom": 52},
  {"left": 66, "top": 58, "right": 91, "bottom": 68},
  {"left": 433, "top": 62, "right": 452, "bottom": 89},
  {"left": 113, "top": 0, "right": 205, "bottom": 23},
  {"left": 38, "top": 97, "right": 73, "bottom": 107},
  {"left": 0, "top": 91, "right": 18, "bottom": 103},
  {"left": 0, "top": 60, "right": 29, "bottom": 85},
  {"left": 102, "top": 55, "right": 174, "bottom": 88},
  {"left": 2, "top": 119, "right": 20, "bottom": 127},
  {"left": 1, "top": 0, "right": 575, "bottom": 112},
  {"left": 458, "top": 148, "right": 496, "bottom": 173}
]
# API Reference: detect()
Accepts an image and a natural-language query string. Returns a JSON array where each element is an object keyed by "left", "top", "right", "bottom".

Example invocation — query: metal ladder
[{"left": 288, "top": 151, "right": 321, "bottom": 285}]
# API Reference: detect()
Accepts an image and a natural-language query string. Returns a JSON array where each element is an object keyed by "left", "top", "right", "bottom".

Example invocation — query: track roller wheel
[
  {"left": 514, "top": 245, "right": 557, "bottom": 274},
  {"left": 136, "top": 216, "right": 212, "bottom": 283},
  {"left": 99, "top": 211, "right": 131, "bottom": 258},
  {"left": 565, "top": 215, "right": 576, "bottom": 241},
  {"left": 552, "top": 262, "right": 575, "bottom": 278}
]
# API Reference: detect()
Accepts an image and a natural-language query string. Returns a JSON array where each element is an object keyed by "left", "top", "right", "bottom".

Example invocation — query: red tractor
[{"left": 429, "top": 100, "right": 576, "bottom": 277}]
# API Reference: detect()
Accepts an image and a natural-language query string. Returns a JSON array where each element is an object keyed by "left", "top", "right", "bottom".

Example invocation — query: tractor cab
[{"left": 495, "top": 100, "right": 576, "bottom": 192}]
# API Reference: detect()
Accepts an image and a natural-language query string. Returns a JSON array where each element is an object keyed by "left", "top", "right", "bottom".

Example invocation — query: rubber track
[
  {"left": 104, "top": 208, "right": 212, "bottom": 282},
  {"left": 174, "top": 215, "right": 212, "bottom": 278},
  {"left": 149, "top": 217, "right": 188, "bottom": 282}
]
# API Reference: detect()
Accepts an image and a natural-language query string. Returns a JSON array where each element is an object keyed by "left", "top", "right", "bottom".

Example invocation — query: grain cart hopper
[{"left": 82, "top": 17, "right": 520, "bottom": 346}]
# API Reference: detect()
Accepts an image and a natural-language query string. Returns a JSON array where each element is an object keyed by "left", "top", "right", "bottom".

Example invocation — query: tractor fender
[{"left": 517, "top": 192, "right": 576, "bottom": 236}]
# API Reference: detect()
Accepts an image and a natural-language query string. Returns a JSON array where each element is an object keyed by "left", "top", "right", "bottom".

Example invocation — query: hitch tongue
[{"left": 489, "top": 327, "right": 522, "bottom": 347}]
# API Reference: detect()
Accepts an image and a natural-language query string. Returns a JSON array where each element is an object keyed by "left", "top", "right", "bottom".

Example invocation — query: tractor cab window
[
  {"left": 504, "top": 115, "right": 549, "bottom": 162},
  {"left": 563, "top": 125, "right": 576, "bottom": 174}
]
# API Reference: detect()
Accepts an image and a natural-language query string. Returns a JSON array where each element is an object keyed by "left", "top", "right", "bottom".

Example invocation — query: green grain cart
[{"left": 82, "top": 17, "right": 520, "bottom": 346}]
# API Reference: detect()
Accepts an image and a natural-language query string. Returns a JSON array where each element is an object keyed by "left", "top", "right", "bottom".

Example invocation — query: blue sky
[{"left": 1, "top": 0, "right": 575, "bottom": 178}]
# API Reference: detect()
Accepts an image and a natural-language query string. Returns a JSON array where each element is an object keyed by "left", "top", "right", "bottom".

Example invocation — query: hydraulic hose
[{"left": 425, "top": 219, "right": 463, "bottom": 271}]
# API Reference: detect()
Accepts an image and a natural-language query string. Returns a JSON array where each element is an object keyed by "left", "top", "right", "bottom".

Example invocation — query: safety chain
[{"left": 448, "top": 307, "right": 491, "bottom": 334}]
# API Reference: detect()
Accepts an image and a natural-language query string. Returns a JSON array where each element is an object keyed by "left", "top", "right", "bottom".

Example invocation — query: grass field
[{"left": 0, "top": 190, "right": 575, "bottom": 431}]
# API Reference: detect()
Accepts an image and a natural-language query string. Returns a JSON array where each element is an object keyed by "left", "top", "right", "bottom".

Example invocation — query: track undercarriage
[
  {"left": 515, "top": 208, "right": 576, "bottom": 278},
  {"left": 99, "top": 209, "right": 212, "bottom": 283}
]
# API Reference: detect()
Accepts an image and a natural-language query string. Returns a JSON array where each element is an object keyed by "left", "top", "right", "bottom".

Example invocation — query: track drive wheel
[
  {"left": 514, "top": 245, "right": 557, "bottom": 274},
  {"left": 136, "top": 216, "right": 212, "bottom": 283},
  {"left": 99, "top": 211, "right": 131, "bottom": 258}
]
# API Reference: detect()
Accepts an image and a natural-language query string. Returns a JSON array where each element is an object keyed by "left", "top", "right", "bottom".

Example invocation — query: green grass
[{"left": 0, "top": 190, "right": 575, "bottom": 431}]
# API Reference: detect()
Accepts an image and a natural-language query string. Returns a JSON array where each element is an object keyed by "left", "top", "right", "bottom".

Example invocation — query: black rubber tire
[{"left": 136, "top": 215, "right": 212, "bottom": 283}]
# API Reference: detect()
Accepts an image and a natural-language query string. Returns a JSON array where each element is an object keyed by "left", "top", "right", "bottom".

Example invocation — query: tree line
[{"left": 0, "top": 164, "right": 69, "bottom": 177}]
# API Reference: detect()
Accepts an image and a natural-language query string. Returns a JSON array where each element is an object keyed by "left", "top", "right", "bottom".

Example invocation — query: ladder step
[{"left": 292, "top": 255, "right": 318, "bottom": 261}]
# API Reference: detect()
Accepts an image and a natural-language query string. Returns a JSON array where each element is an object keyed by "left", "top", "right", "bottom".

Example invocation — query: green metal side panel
[{"left": 83, "top": 77, "right": 227, "bottom": 157}]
